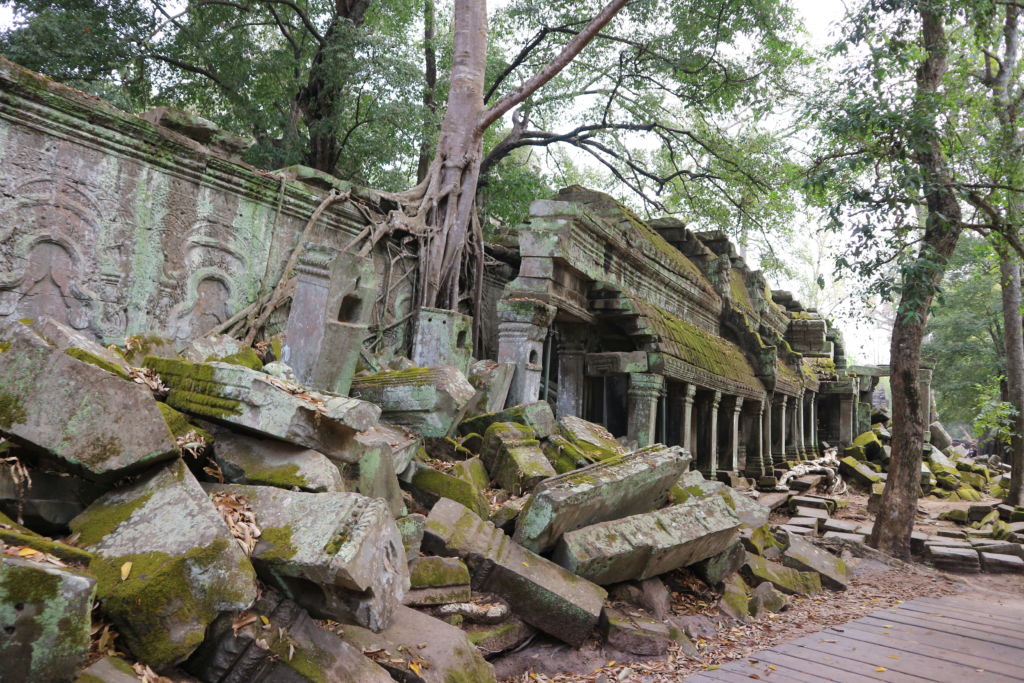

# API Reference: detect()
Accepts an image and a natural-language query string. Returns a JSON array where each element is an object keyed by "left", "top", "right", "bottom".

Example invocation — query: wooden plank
[
  {"left": 835, "top": 622, "right": 1024, "bottom": 681},
  {"left": 789, "top": 630, "right": 998, "bottom": 682},
  {"left": 852, "top": 617, "right": 1024, "bottom": 664},
  {"left": 861, "top": 611, "right": 1024, "bottom": 649},
  {"left": 877, "top": 609, "right": 1022, "bottom": 639},
  {"left": 770, "top": 642, "right": 891, "bottom": 681},
  {"left": 681, "top": 668, "right": 758, "bottom": 682},
  {"left": 711, "top": 654, "right": 828, "bottom": 683},
  {"left": 912, "top": 596, "right": 1024, "bottom": 621},
  {"left": 899, "top": 599, "right": 1024, "bottom": 630},
  {"left": 743, "top": 648, "right": 877, "bottom": 683}
]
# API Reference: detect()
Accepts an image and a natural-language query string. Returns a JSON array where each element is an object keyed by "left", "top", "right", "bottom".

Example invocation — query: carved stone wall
[{"left": 0, "top": 57, "right": 413, "bottom": 348}]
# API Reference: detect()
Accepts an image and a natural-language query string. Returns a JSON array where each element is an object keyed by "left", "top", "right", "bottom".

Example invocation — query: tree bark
[
  {"left": 1000, "top": 251, "right": 1024, "bottom": 503},
  {"left": 870, "top": 3, "right": 963, "bottom": 560},
  {"left": 416, "top": 0, "right": 438, "bottom": 184}
]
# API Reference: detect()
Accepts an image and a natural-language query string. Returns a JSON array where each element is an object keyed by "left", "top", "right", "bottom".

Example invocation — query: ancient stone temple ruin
[{"left": 1, "top": 56, "right": 963, "bottom": 682}]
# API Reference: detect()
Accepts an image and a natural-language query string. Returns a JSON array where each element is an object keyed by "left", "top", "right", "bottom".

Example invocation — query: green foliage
[{"left": 971, "top": 376, "right": 1018, "bottom": 445}]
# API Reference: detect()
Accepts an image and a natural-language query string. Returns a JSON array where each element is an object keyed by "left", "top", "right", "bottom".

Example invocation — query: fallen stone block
[
  {"left": 182, "top": 334, "right": 249, "bottom": 364},
  {"left": 749, "top": 581, "right": 789, "bottom": 616},
  {"left": 926, "top": 538, "right": 973, "bottom": 550},
  {"left": 0, "top": 320, "right": 180, "bottom": 480},
  {"left": 935, "top": 528, "right": 967, "bottom": 538},
  {"left": 333, "top": 439, "right": 406, "bottom": 518},
  {"left": 973, "top": 541, "right": 1023, "bottom": 558},
  {"left": 490, "top": 495, "right": 530, "bottom": 533},
  {"left": 979, "top": 552, "right": 1024, "bottom": 573},
  {"left": 467, "top": 360, "right": 515, "bottom": 415},
  {"left": 776, "top": 530, "right": 848, "bottom": 591},
  {"left": 396, "top": 513, "right": 426, "bottom": 562},
  {"left": 607, "top": 577, "right": 672, "bottom": 620},
  {"left": 785, "top": 517, "right": 821, "bottom": 533},
  {"left": 0, "top": 510, "right": 92, "bottom": 564},
  {"left": 554, "top": 415, "right": 627, "bottom": 462},
  {"left": 204, "top": 483, "right": 408, "bottom": 632},
  {"left": 75, "top": 657, "right": 139, "bottom": 683},
  {"left": 602, "top": 607, "right": 673, "bottom": 656},
  {"left": 792, "top": 505, "right": 830, "bottom": 521},
  {"left": 145, "top": 357, "right": 380, "bottom": 460},
  {"left": 405, "top": 556, "right": 472, "bottom": 606},
  {"left": 480, "top": 422, "right": 556, "bottom": 495},
  {"left": 740, "top": 552, "right": 822, "bottom": 596},
  {"left": 423, "top": 498, "right": 606, "bottom": 647},
  {"left": 185, "top": 588, "right": 392, "bottom": 683},
  {"left": 822, "top": 530, "right": 866, "bottom": 544},
  {"left": 929, "top": 421, "right": 953, "bottom": 452},
  {"left": 453, "top": 456, "right": 490, "bottom": 491},
  {"left": 718, "top": 573, "right": 750, "bottom": 621},
  {"left": 350, "top": 366, "right": 475, "bottom": 438},
  {"left": 552, "top": 495, "right": 741, "bottom": 585},
  {"left": 0, "top": 557, "right": 95, "bottom": 682},
  {"left": 839, "top": 456, "right": 882, "bottom": 487},
  {"left": 928, "top": 546, "right": 980, "bottom": 573},
  {"left": 672, "top": 471, "right": 769, "bottom": 528},
  {"left": 206, "top": 422, "right": 344, "bottom": 492},
  {"left": 788, "top": 495, "right": 836, "bottom": 513},
  {"left": 514, "top": 444, "right": 690, "bottom": 554},
  {"left": 338, "top": 603, "right": 496, "bottom": 683},
  {"left": 690, "top": 541, "right": 746, "bottom": 587},
  {"left": 460, "top": 400, "right": 556, "bottom": 439},
  {"left": 69, "top": 460, "right": 258, "bottom": 669},
  {"left": 410, "top": 462, "right": 491, "bottom": 519},
  {"left": 26, "top": 316, "right": 133, "bottom": 376},
  {"left": 852, "top": 430, "right": 884, "bottom": 460},
  {"left": 777, "top": 524, "right": 815, "bottom": 536},
  {"left": 349, "top": 423, "right": 421, "bottom": 477},
  {"left": 0, "top": 464, "right": 103, "bottom": 533},
  {"left": 465, "top": 616, "right": 536, "bottom": 655}
]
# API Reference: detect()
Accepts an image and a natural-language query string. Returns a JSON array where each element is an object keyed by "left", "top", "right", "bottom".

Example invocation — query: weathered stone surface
[
  {"left": 405, "top": 556, "right": 472, "bottom": 606},
  {"left": 453, "top": 456, "right": 490, "bottom": 491},
  {"left": 515, "top": 444, "right": 691, "bottom": 554},
  {"left": 0, "top": 464, "right": 102, "bottom": 533},
  {"left": 822, "top": 530, "right": 866, "bottom": 544},
  {"left": 0, "top": 510, "right": 93, "bottom": 564},
  {"left": 460, "top": 401, "right": 557, "bottom": 440},
  {"left": 777, "top": 530, "right": 848, "bottom": 591},
  {"left": 206, "top": 422, "right": 344, "bottom": 492},
  {"left": 839, "top": 456, "right": 882, "bottom": 486},
  {"left": 339, "top": 604, "right": 496, "bottom": 683},
  {"left": 412, "top": 307, "right": 474, "bottom": 374},
  {"left": 185, "top": 589, "right": 392, "bottom": 683},
  {"left": 24, "top": 316, "right": 133, "bottom": 375},
  {"left": 672, "top": 471, "right": 769, "bottom": 527},
  {"left": 423, "top": 497, "right": 607, "bottom": 647},
  {"left": 740, "top": 552, "right": 822, "bottom": 596},
  {"left": 146, "top": 357, "right": 380, "bottom": 459},
  {"left": 396, "top": 513, "right": 426, "bottom": 562},
  {"left": 602, "top": 607, "right": 672, "bottom": 656},
  {"left": 75, "top": 656, "right": 139, "bottom": 683},
  {"left": 410, "top": 463, "right": 491, "bottom": 519},
  {"left": 929, "top": 421, "right": 953, "bottom": 452},
  {"left": 182, "top": 334, "right": 249, "bottom": 364},
  {"left": 553, "top": 495, "right": 741, "bottom": 585},
  {"left": 0, "top": 557, "right": 95, "bottom": 682},
  {"left": 608, "top": 577, "right": 672, "bottom": 620},
  {"left": 351, "top": 423, "right": 422, "bottom": 476},
  {"left": 204, "top": 483, "right": 408, "bottom": 632},
  {"left": 334, "top": 440, "right": 405, "bottom": 518},
  {"left": 821, "top": 518, "right": 860, "bottom": 534},
  {"left": 749, "top": 581, "right": 790, "bottom": 615},
  {"left": 70, "top": 460, "right": 258, "bottom": 669},
  {"left": 785, "top": 517, "right": 821, "bottom": 533},
  {"left": 0, "top": 320, "right": 179, "bottom": 479},
  {"left": 465, "top": 616, "right": 536, "bottom": 654},
  {"left": 979, "top": 552, "right": 1024, "bottom": 573},
  {"left": 928, "top": 546, "right": 980, "bottom": 573},
  {"left": 467, "top": 360, "right": 516, "bottom": 415},
  {"left": 787, "top": 495, "right": 836, "bottom": 513},
  {"left": 554, "top": 415, "right": 626, "bottom": 462},
  {"left": 691, "top": 541, "right": 746, "bottom": 587},
  {"left": 718, "top": 573, "right": 750, "bottom": 621},
  {"left": 350, "top": 366, "right": 475, "bottom": 438},
  {"left": 480, "top": 422, "right": 556, "bottom": 495}
]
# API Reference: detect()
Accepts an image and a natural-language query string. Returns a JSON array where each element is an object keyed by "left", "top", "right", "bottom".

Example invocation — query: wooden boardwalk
[{"left": 685, "top": 595, "right": 1024, "bottom": 682}]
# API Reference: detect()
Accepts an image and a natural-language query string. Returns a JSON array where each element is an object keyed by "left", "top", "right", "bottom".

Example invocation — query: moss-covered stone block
[
  {"left": 460, "top": 401, "right": 556, "bottom": 439},
  {"left": 839, "top": 456, "right": 882, "bottom": 487},
  {"left": 0, "top": 511, "right": 93, "bottom": 564},
  {"left": 411, "top": 465, "right": 491, "bottom": 519},
  {"left": 740, "top": 552, "right": 822, "bottom": 596},
  {"left": 718, "top": 573, "right": 750, "bottom": 621}
]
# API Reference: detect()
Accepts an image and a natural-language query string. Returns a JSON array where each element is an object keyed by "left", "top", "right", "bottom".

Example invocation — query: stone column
[
  {"left": 627, "top": 373, "right": 665, "bottom": 448},
  {"left": 555, "top": 325, "right": 587, "bottom": 419},
  {"left": 496, "top": 299, "right": 556, "bottom": 406},
  {"left": 918, "top": 367, "right": 934, "bottom": 426},
  {"left": 703, "top": 390, "right": 722, "bottom": 478},
  {"left": 726, "top": 396, "right": 744, "bottom": 472},
  {"left": 838, "top": 394, "right": 854, "bottom": 445},
  {"left": 808, "top": 393, "right": 818, "bottom": 456},
  {"left": 681, "top": 383, "right": 697, "bottom": 453},
  {"left": 796, "top": 389, "right": 806, "bottom": 459},
  {"left": 748, "top": 400, "right": 765, "bottom": 479},
  {"left": 761, "top": 396, "right": 773, "bottom": 477},
  {"left": 774, "top": 395, "right": 788, "bottom": 465}
]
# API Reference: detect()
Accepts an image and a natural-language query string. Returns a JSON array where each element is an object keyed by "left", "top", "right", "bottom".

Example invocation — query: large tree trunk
[
  {"left": 1003, "top": 250, "right": 1024, "bottom": 504},
  {"left": 870, "top": 4, "right": 963, "bottom": 560},
  {"left": 416, "top": 0, "right": 438, "bottom": 184}
]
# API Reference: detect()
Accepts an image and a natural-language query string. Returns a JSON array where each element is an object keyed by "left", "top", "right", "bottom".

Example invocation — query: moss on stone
[
  {"left": 217, "top": 347, "right": 263, "bottom": 371},
  {"left": 63, "top": 348, "right": 130, "bottom": 380},
  {"left": 258, "top": 525, "right": 297, "bottom": 561},
  {"left": 412, "top": 467, "right": 490, "bottom": 518},
  {"left": 0, "top": 390, "right": 27, "bottom": 429},
  {"left": 69, "top": 492, "right": 154, "bottom": 548}
]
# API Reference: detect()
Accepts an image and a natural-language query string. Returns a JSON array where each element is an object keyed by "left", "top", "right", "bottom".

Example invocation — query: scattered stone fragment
[
  {"left": 206, "top": 422, "right": 344, "bottom": 492},
  {"left": 460, "top": 401, "right": 557, "bottom": 439},
  {"left": 777, "top": 530, "right": 848, "bottom": 591},
  {"left": 410, "top": 462, "right": 491, "bottom": 519},
  {"left": 338, "top": 604, "right": 496, "bottom": 683},
  {"left": 0, "top": 511, "right": 92, "bottom": 564},
  {"left": 333, "top": 439, "right": 405, "bottom": 517},
  {"left": 785, "top": 517, "right": 821, "bottom": 533},
  {"left": 690, "top": 541, "right": 746, "bottom": 588},
  {"left": 929, "top": 421, "right": 953, "bottom": 452},
  {"left": 793, "top": 505, "right": 830, "bottom": 521},
  {"left": 405, "top": 557, "right": 472, "bottom": 606},
  {"left": 939, "top": 509, "right": 969, "bottom": 524},
  {"left": 788, "top": 495, "right": 835, "bottom": 513},
  {"left": 674, "top": 614, "right": 718, "bottom": 640},
  {"left": 490, "top": 495, "right": 530, "bottom": 533},
  {"left": 69, "top": 460, "right": 258, "bottom": 669},
  {"left": 777, "top": 524, "right": 815, "bottom": 536},
  {"left": 979, "top": 552, "right": 1024, "bottom": 573},
  {"left": 182, "top": 334, "right": 249, "bottom": 364},
  {"left": 396, "top": 513, "right": 426, "bottom": 562},
  {"left": 350, "top": 366, "right": 475, "bottom": 438},
  {"left": 740, "top": 552, "right": 822, "bottom": 596},
  {"left": 822, "top": 530, "right": 865, "bottom": 544},
  {"left": 553, "top": 495, "right": 740, "bottom": 585},
  {"left": 465, "top": 616, "right": 536, "bottom": 655},
  {"left": 839, "top": 456, "right": 882, "bottom": 487},
  {"left": 480, "top": 422, "right": 556, "bottom": 495},
  {"left": 185, "top": 589, "right": 392, "bottom": 683},
  {"left": 350, "top": 423, "right": 422, "bottom": 479},
  {"left": 0, "top": 557, "right": 95, "bottom": 682},
  {"left": 718, "top": 573, "right": 750, "bottom": 621},
  {"left": 608, "top": 577, "right": 672, "bottom": 620},
  {"left": 0, "top": 320, "right": 180, "bottom": 480},
  {"left": 75, "top": 656, "right": 139, "bottom": 683},
  {"left": 927, "top": 538, "right": 973, "bottom": 550},
  {"left": 204, "top": 483, "right": 408, "bottom": 632},
  {"left": 749, "top": 581, "right": 790, "bottom": 616},
  {"left": 602, "top": 607, "right": 673, "bottom": 656},
  {"left": 453, "top": 456, "right": 490, "bottom": 491},
  {"left": 423, "top": 497, "right": 607, "bottom": 647},
  {"left": 935, "top": 528, "right": 967, "bottom": 538},
  {"left": 514, "top": 444, "right": 690, "bottom": 553},
  {"left": 466, "top": 360, "right": 515, "bottom": 415},
  {"left": 928, "top": 546, "right": 981, "bottom": 573},
  {"left": 146, "top": 357, "right": 380, "bottom": 459}
]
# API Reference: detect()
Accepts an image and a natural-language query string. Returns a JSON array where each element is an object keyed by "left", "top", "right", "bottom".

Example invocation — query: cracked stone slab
[
  {"left": 0, "top": 319, "right": 179, "bottom": 480},
  {"left": 514, "top": 444, "right": 691, "bottom": 554},
  {"left": 69, "top": 460, "right": 258, "bottom": 669},
  {"left": 204, "top": 483, "right": 408, "bottom": 632},
  {"left": 423, "top": 497, "right": 607, "bottom": 647},
  {"left": 552, "top": 495, "right": 741, "bottom": 585},
  {"left": 144, "top": 356, "right": 379, "bottom": 460},
  {"left": 350, "top": 366, "right": 475, "bottom": 438}
]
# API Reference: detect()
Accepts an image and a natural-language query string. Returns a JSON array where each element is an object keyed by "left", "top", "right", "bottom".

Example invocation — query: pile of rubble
[{"left": 0, "top": 316, "right": 858, "bottom": 681}]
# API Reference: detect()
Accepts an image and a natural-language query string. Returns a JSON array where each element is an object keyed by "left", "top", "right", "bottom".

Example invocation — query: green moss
[
  {"left": 218, "top": 347, "right": 263, "bottom": 371},
  {"left": 143, "top": 356, "right": 243, "bottom": 418},
  {"left": 467, "top": 621, "right": 517, "bottom": 645},
  {"left": 412, "top": 467, "right": 490, "bottom": 518},
  {"left": 0, "top": 341, "right": 10, "bottom": 352},
  {"left": 63, "top": 348, "right": 130, "bottom": 380},
  {"left": 0, "top": 391, "right": 27, "bottom": 429},
  {"left": 410, "top": 557, "right": 470, "bottom": 588},
  {"left": 69, "top": 492, "right": 154, "bottom": 548},
  {"left": 258, "top": 525, "right": 297, "bottom": 561},
  {"left": 0, "top": 559, "right": 62, "bottom": 605},
  {"left": 0, "top": 525, "right": 93, "bottom": 564},
  {"left": 729, "top": 270, "right": 756, "bottom": 314},
  {"left": 76, "top": 674, "right": 104, "bottom": 683}
]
